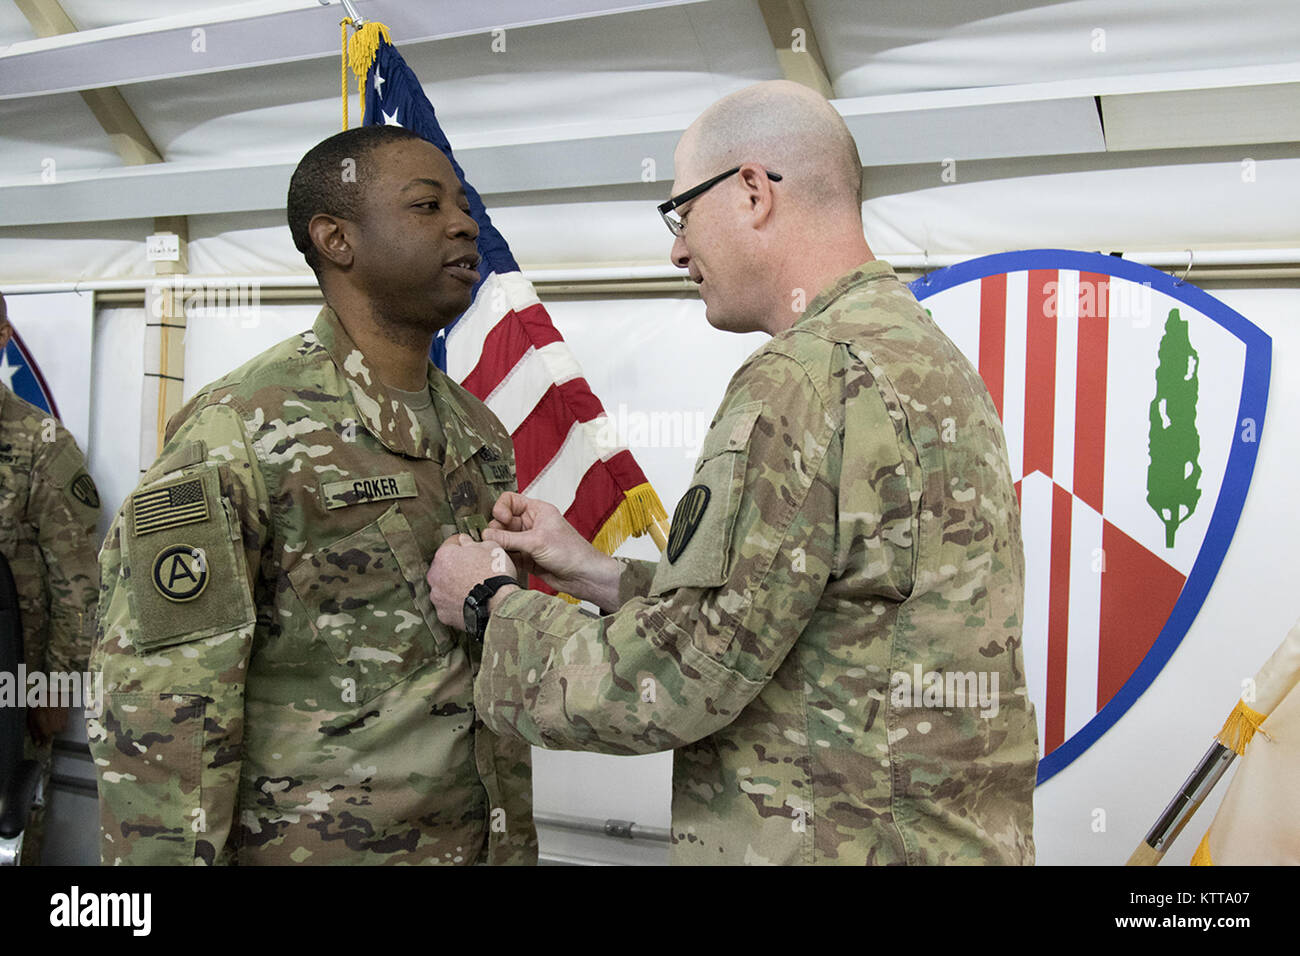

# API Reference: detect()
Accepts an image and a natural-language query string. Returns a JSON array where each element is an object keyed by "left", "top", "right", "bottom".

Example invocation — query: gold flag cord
[
  {"left": 340, "top": 18, "right": 352, "bottom": 129},
  {"left": 341, "top": 19, "right": 392, "bottom": 129}
]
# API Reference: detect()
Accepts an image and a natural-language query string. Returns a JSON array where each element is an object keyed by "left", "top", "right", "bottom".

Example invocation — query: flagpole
[
  {"left": 320, "top": 0, "right": 365, "bottom": 26},
  {"left": 1127, "top": 621, "right": 1300, "bottom": 864},
  {"left": 1126, "top": 743, "right": 1236, "bottom": 865}
]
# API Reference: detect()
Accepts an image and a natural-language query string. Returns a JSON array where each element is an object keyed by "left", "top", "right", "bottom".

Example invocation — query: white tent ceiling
[{"left": 1, "top": 0, "right": 1297, "bottom": 281}]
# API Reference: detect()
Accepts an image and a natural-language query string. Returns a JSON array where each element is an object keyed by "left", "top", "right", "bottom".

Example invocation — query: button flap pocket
[{"left": 289, "top": 503, "right": 453, "bottom": 705}]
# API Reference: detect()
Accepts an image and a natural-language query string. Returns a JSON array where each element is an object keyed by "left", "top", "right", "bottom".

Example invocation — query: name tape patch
[
  {"left": 322, "top": 472, "right": 418, "bottom": 510},
  {"left": 132, "top": 476, "right": 209, "bottom": 537},
  {"left": 477, "top": 446, "right": 515, "bottom": 484}
]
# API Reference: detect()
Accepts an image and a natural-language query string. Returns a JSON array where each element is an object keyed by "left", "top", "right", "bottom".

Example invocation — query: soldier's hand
[
  {"left": 428, "top": 534, "right": 518, "bottom": 629},
  {"left": 28, "top": 704, "right": 70, "bottom": 745},
  {"left": 484, "top": 492, "right": 621, "bottom": 609}
]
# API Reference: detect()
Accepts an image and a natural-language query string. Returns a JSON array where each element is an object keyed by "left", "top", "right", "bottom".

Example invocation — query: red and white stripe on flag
[{"left": 446, "top": 270, "right": 665, "bottom": 558}]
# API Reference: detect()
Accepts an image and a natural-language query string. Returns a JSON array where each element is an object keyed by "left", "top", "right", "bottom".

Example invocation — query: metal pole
[
  {"left": 319, "top": 0, "right": 365, "bottom": 26},
  {"left": 1126, "top": 741, "right": 1236, "bottom": 865}
]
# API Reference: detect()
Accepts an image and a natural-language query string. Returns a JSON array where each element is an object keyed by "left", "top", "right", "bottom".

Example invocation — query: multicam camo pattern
[
  {"left": 88, "top": 306, "right": 536, "bottom": 865},
  {"left": 477, "top": 260, "right": 1038, "bottom": 864},
  {"left": 0, "top": 386, "right": 100, "bottom": 677},
  {"left": 0, "top": 385, "right": 101, "bottom": 865}
]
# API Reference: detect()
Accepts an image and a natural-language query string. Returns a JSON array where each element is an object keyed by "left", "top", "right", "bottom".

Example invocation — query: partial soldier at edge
[{"left": 0, "top": 290, "right": 101, "bottom": 865}]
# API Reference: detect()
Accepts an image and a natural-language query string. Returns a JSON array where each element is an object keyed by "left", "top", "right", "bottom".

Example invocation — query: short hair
[
  {"left": 287, "top": 125, "right": 429, "bottom": 275},
  {"left": 685, "top": 80, "right": 864, "bottom": 213}
]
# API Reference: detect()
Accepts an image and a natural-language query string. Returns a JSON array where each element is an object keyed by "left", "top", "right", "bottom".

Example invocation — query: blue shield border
[
  {"left": 910, "top": 249, "right": 1271, "bottom": 784},
  {"left": 3, "top": 330, "right": 59, "bottom": 418}
]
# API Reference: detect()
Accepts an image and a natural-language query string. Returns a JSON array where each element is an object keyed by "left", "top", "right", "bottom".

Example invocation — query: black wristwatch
[{"left": 463, "top": 576, "right": 518, "bottom": 642}]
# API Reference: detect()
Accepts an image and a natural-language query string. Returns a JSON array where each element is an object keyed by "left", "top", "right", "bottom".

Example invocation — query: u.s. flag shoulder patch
[{"left": 132, "top": 474, "right": 210, "bottom": 537}]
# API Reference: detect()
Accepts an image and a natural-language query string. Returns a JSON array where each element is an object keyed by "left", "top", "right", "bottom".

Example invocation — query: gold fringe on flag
[
  {"left": 551, "top": 484, "right": 669, "bottom": 606},
  {"left": 591, "top": 483, "right": 669, "bottom": 557},
  {"left": 1190, "top": 831, "right": 1214, "bottom": 865},
  {"left": 1215, "top": 698, "right": 1270, "bottom": 755}
]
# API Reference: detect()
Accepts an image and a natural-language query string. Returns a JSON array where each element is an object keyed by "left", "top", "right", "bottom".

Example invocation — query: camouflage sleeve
[
  {"left": 616, "top": 557, "right": 658, "bottom": 605},
  {"left": 29, "top": 433, "right": 100, "bottom": 675},
  {"left": 87, "top": 402, "right": 268, "bottom": 865},
  {"left": 476, "top": 351, "right": 841, "bottom": 753},
  {"left": 479, "top": 447, "right": 539, "bottom": 866}
]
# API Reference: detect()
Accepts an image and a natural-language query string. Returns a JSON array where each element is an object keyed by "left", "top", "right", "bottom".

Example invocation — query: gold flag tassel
[{"left": 346, "top": 21, "right": 392, "bottom": 126}]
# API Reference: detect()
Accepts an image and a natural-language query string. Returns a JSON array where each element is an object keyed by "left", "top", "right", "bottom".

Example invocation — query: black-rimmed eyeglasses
[{"left": 658, "top": 166, "right": 783, "bottom": 236}]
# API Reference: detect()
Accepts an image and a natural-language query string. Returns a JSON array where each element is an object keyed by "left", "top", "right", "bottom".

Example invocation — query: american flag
[
  {"left": 913, "top": 252, "right": 1268, "bottom": 783},
  {"left": 359, "top": 34, "right": 666, "bottom": 563}
]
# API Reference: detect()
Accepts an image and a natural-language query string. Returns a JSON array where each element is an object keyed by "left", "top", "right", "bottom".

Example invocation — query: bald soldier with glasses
[{"left": 430, "top": 80, "right": 1039, "bottom": 865}]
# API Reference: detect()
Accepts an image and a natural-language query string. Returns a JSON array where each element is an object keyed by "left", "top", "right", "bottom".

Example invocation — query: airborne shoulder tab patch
[
  {"left": 667, "top": 485, "right": 711, "bottom": 563},
  {"left": 132, "top": 474, "right": 209, "bottom": 537}
]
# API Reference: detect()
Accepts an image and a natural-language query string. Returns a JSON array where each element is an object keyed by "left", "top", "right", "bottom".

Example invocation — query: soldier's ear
[
  {"left": 309, "top": 214, "right": 354, "bottom": 270},
  {"left": 0, "top": 323, "right": 10, "bottom": 353}
]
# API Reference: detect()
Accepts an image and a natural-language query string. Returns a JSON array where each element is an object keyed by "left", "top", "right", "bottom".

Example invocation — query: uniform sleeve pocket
[
  {"left": 93, "top": 691, "right": 204, "bottom": 863},
  {"left": 123, "top": 466, "right": 256, "bottom": 654},
  {"left": 289, "top": 503, "right": 454, "bottom": 705},
  {"left": 650, "top": 402, "right": 763, "bottom": 597}
]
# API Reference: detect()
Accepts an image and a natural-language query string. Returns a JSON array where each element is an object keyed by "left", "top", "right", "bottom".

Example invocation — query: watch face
[{"left": 463, "top": 597, "right": 481, "bottom": 638}]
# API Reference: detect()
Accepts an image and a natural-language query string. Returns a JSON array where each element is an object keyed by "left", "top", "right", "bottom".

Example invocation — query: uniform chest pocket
[
  {"left": 289, "top": 503, "right": 455, "bottom": 705},
  {"left": 650, "top": 401, "right": 763, "bottom": 597}
]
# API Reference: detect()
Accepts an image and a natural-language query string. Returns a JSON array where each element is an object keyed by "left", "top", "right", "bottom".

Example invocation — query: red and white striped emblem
[{"left": 916, "top": 253, "right": 1261, "bottom": 776}]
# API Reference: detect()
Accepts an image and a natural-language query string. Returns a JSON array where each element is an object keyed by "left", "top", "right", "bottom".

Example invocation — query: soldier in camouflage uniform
[
  {"left": 430, "top": 81, "right": 1038, "bottom": 864},
  {"left": 87, "top": 126, "right": 536, "bottom": 865},
  {"left": 0, "top": 291, "right": 101, "bottom": 865}
]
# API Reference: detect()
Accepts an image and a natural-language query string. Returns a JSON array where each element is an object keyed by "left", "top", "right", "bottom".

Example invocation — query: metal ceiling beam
[{"left": 0, "top": 0, "right": 710, "bottom": 99}]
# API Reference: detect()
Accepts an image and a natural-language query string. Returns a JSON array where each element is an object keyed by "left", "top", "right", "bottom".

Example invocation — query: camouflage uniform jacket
[
  {"left": 0, "top": 385, "right": 99, "bottom": 677},
  {"left": 89, "top": 306, "right": 537, "bottom": 865},
  {"left": 477, "top": 261, "right": 1038, "bottom": 864}
]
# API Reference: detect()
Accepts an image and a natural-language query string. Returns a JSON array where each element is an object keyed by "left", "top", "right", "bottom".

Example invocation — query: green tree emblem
[{"left": 1147, "top": 308, "right": 1202, "bottom": 548}]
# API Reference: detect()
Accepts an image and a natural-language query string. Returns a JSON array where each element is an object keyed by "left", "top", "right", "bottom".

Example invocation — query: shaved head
[{"left": 677, "top": 80, "right": 863, "bottom": 215}]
